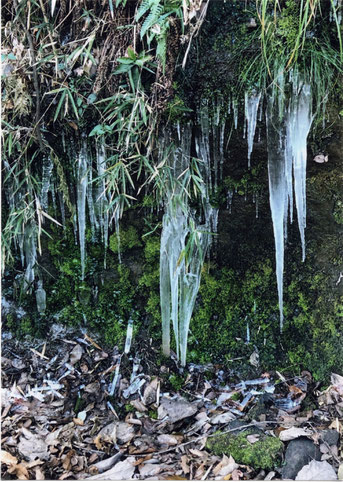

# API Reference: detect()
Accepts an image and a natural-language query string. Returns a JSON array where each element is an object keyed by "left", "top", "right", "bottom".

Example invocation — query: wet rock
[
  {"left": 321, "top": 429, "right": 339, "bottom": 446},
  {"left": 281, "top": 437, "right": 321, "bottom": 480}
]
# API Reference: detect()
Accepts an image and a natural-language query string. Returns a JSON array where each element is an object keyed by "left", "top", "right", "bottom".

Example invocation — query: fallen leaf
[
  {"left": 295, "top": 460, "right": 337, "bottom": 480},
  {"left": 180, "top": 455, "right": 190, "bottom": 475},
  {"left": 213, "top": 455, "right": 238, "bottom": 477},
  {"left": 69, "top": 344, "right": 83, "bottom": 365},
  {"left": 211, "top": 411, "right": 236, "bottom": 424},
  {"left": 247, "top": 434, "right": 260, "bottom": 444},
  {"left": 86, "top": 456, "right": 136, "bottom": 480},
  {"left": 8, "top": 463, "right": 30, "bottom": 480},
  {"left": 279, "top": 427, "right": 312, "bottom": 441},
  {"left": 18, "top": 428, "right": 49, "bottom": 461},
  {"left": 157, "top": 434, "right": 180, "bottom": 445},
  {"left": 143, "top": 378, "right": 158, "bottom": 406},
  {"left": 0, "top": 450, "right": 18, "bottom": 465}
]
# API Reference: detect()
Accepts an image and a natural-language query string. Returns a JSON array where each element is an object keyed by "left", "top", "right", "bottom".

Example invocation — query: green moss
[
  {"left": 206, "top": 429, "right": 283, "bottom": 469},
  {"left": 109, "top": 226, "right": 142, "bottom": 254},
  {"left": 168, "top": 374, "right": 185, "bottom": 391},
  {"left": 148, "top": 409, "right": 158, "bottom": 419}
]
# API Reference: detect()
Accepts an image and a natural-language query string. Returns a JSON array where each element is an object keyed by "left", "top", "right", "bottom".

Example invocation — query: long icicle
[{"left": 77, "top": 138, "right": 88, "bottom": 280}]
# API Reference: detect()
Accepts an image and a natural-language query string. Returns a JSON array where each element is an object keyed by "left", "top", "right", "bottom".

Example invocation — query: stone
[
  {"left": 281, "top": 437, "right": 321, "bottom": 480},
  {"left": 321, "top": 429, "right": 339, "bottom": 446}
]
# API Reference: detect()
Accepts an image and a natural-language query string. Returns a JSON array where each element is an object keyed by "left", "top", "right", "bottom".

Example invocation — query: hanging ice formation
[
  {"left": 244, "top": 90, "right": 261, "bottom": 168},
  {"left": 266, "top": 72, "right": 313, "bottom": 330},
  {"left": 23, "top": 223, "right": 37, "bottom": 293},
  {"left": 40, "top": 156, "right": 54, "bottom": 211},
  {"left": 36, "top": 280, "right": 47, "bottom": 314},
  {"left": 96, "top": 142, "right": 109, "bottom": 266},
  {"left": 77, "top": 138, "right": 88, "bottom": 280},
  {"left": 160, "top": 124, "right": 214, "bottom": 366}
]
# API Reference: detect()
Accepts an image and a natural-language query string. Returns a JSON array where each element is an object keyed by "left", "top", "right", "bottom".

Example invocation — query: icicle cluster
[
  {"left": 160, "top": 124, "right": 215, "bottom": 366},
  {"left": 266, "top": 72, "right": 312, "bottom": 330}
]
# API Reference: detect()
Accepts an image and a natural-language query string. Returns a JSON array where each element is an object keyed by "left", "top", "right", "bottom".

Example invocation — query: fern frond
[{"left": 140, "top": 1, "right": 164, "bottom": 39}]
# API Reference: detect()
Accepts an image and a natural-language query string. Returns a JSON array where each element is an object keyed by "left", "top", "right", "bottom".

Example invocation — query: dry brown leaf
[
  {"left": 157, "top": 434, "right": 180, "bottom": 446},
  {"left": 34, "top": 467, "right": 45, "bottom": 480},
  {"left": 69, "top": 344, "right": 83, "bottom": 365},
  {"left": 73, "top": 417, "right": 84, "bottom": 426},
  {"left": 180, "top": 455, "right": 190, "bottom": 475},
  {"left": 8, "top": 463, "right": 30, "bottom": 480},
  {"left": 213, "top": 455, "right": 238, "bottom": 478},
  {"left": 86, "top": 456, "right": 136, "bottom": 480},
  {"left": 143, "top": 378, "right": 159, "bottom": 406},
  {"left": 0, "top": 449, "right": 18, "bottom": 465}
]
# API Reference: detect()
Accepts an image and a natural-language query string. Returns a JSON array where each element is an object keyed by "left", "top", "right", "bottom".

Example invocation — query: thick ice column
[
  {"left": 266, "top": 96, "right": 287, "bottom": 331},
  {"left": 245, "top": 90, "right": 261, "bottom": 168},
  {"left": 160, "top": 213, "right": 172, "bottom": 356},
  {"left": 179, "top": 226, "right": 209, "bottom": 366},
  {"left": 77, "top": 139, "right": 88, "bottom": 280}
]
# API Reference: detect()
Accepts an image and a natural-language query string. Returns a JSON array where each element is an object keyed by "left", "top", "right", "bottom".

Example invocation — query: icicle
[
  {"left": 227, "top": 190, "right": 234, "bottom": 213},
  {"left": 266, "top": 71, "right": 312, "bottom": 330},
  {"left": 124, "top": 319, "right": 134, "bottom": 354},
  {"left": 245, "top": 89, "right": 261, "bottom": 168},
  {"left": 266, "top": 94, "right": 287, "bottom": 331},
  {"left": 287, "top": 81, "right": 312, "bottom": 261},
  {"left": 232, "top": 97, "right": 238, "bottom": 129},
  {"left": 23, "top": 223, "right": 37, "bottom": 293},
  {"left": 87, "top": 158, "right": 98, "bottom": 242},
  {"left": 109, "top": 357, "right": 121, "bottom": 396},
  {"left": 40, "top": 156, "right": 54, "bottom": 211},
  {"left": 77, "top": 138, "right": 88, "bottom": 280},
  {"left": 196, "top": 99, "right": 212, "bottom": 193},
  {"left": 96, "top": 142, "right": 109, "bottom": 267},
  {"left": 160, "top": 124, "right": 211, "bottom": 364},
  {"left": 114, "top": 207, "right": 122, "bottom": 264},
  {"left": 246, "top": 319, "right": 250, "bottom": 343},
  {"left": 179, "top": 226, "right": 209, "bottom": 366},
  {"left": 36, "top": 279, "right": 46, "bottom": 314},
  {"left": 219, "top": 123, "right": 225, "bottom": 181}
]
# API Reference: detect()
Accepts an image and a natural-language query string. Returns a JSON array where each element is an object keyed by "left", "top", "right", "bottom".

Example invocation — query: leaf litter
[{"left": 1, "top": 325, "right": 342, "bottom": 480}]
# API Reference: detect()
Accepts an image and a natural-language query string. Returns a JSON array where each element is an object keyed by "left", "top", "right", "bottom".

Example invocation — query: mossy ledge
[{"left": 206, "top": 428, "right": 284, "bottom": 470}]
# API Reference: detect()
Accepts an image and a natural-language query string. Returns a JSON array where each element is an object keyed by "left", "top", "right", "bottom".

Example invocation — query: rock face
[
  {"left": 206, "top": 426, "right": 283, "bottom": 470},
  {"left": 281, "top": 437, "right": 321, "bottom": 480}
]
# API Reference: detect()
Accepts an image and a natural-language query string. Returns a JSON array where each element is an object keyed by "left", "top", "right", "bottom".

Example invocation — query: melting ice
[{"left": 267, "top": 74, "right": 312, "bottom": 330}]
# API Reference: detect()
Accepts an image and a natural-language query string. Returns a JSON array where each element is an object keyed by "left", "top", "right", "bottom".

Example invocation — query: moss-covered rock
[{"left": 206, "top": 428, "right": 283, "bottom": 469}]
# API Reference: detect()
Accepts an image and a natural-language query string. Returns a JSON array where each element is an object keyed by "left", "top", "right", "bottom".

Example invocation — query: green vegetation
[{"left": 207, "top": 429, "right": 283, "bottom": 469}]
